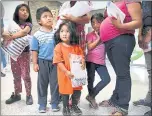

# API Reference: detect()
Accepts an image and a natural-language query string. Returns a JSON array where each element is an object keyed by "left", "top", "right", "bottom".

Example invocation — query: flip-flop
[
  {"left": 110, "top": 106, "right": 128, "bottom": 116},
  {"left": 110, "top": 111, "right": 123, "bottom": 116}
]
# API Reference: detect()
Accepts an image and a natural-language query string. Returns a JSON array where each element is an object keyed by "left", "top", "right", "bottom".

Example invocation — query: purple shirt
[{"left": 86, "top": 31, "right": 105, "bottom": 65}]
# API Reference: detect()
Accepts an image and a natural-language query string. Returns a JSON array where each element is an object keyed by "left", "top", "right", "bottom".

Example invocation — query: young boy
[{"left": 30, "top": 6, "right": 60, "bottom": 113}]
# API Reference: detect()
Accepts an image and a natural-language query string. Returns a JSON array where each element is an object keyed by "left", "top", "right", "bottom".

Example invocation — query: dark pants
[
  {"left": 62, "top": 90, "right": 81, "bottom": 108},
  {"left": 38, "top": 59, "right": 59, "bottom": 105},
  {"left": 144, "top": 51, "right": 152, "bottom": 103},
  {"left": 105, "top": 34, "right": 135, "bottom": 110},
  {"left": 86, "top": 62, "right": 111, "bottom": 98}
]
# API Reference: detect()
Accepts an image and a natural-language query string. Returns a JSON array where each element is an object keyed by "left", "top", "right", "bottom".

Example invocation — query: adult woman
[
  {"left": 99, "top": 0, "right": 142, "bottom": 115},
  {"left": 60, "top": 1, "right": 90, "bottom": 52}
]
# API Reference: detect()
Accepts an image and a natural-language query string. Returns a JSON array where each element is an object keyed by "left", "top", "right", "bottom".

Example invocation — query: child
[
  {"left": 53, "top": 21, "right": 85, "bottom": 116},
  {"left": 86, "top": 13, "right": 111, "bottom": 109},
  {"left": 30, "top": 6, "right": 60, "bottom": 113},
  {"left": 3, "top": 4, "right": 33, "bottom": 105}
]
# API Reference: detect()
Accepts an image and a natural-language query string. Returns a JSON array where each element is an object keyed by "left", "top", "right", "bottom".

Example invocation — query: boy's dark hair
[
  {"left": 54, "top": 21, "right": 79, "bottom": 45},
  {"left": 13, "top": 4, "right": 32, "bottom": 24},
  {"left": 91, "top": 13, "right": 104, "bottom": 23},
  {"left": 36, "top": 6, "right": 52, "bottom": 22}
]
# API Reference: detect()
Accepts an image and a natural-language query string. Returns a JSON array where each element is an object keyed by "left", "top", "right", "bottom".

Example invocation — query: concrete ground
[{"left": 1, "top": 62, "right": 151, "bottom": 115}]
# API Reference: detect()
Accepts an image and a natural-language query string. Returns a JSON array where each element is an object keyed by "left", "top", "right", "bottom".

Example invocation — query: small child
[
  {"left": 30, "top": 6, "right": 60, "bottom": 113},
  {"left": 86, "top": 13, "right": 111, "bottom": 109},
  {"left": 53, "top": 21, "right": 85, "bottom": 116},
  {"left": 3, "top": 4, "right": 33, "bottom": 105}
]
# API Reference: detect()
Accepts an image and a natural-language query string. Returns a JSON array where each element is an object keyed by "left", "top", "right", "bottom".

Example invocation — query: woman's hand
[
  {"left": 138, "top": 36, "right": 148, "bottom": 49},
  {"left": 138, "top": 36, "right": 143, "bottom": 48},
  {"left": 60, "top": 14, "right": 74, "bottom": 21},
  {"left": 110, "top": 16, "right": 122, "bottom": 29}
]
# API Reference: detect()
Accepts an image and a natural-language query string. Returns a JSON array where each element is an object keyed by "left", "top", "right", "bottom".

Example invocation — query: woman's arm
[
  {"left": 111, "top": 2, "right": 142, "bottom": 30},
  {"left": 61, "top": 13, "right": 90, "bottom": 24}
]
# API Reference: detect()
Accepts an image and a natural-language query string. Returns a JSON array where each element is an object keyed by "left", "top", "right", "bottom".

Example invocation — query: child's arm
[
  {"left": 11, "top": 25, "right": 31, "bottom": 39},
  {"left": 57, "top": 62, "right": 74, "bottom": 79},
  {"left": 87, "top": 32, "right": 101, "bottom": 50},
  {"left": 32, "top": 51, "right": 39, "bottom": 72},
  {"left": 30, "top": 36, "right": 39, "bottom": 72},
  {"left": 53, "top": 44, "right": 74, "bottom": 79},
  {"left": 81, "top": 58, "right": 86, "bottom": 70},
  {"left": 3, "top": 25, "right": 31, "bottom": 40}
]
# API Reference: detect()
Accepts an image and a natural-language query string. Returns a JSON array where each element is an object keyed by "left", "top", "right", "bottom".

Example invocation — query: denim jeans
[
  {"left": 86, "top": 62, "right": 111, "bottom": 98},
  {"left": 105, "top": 34, "right": 135, "bottom": 110},
  {"left": 1, "top": 48, "right": 7, "bottom": 68}
]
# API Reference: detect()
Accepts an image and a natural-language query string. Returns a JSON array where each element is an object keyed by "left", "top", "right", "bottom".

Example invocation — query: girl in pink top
[
  {"left": 86, "top": 13, "right": 110, "bottom": 109},
  {"left": 99, "top": 0, "right": 142, "bottom": 115}
]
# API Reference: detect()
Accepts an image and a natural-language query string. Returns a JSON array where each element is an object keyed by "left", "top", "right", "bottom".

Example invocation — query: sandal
[
  {"left": 99, "top": 100, "right": 114, "bottom": 107},
  {"left": 110, "top": 111, "right": 123, "bottom": 116},
  {"left": 110, "top": 106, "right": 128, "bottom": 116}
]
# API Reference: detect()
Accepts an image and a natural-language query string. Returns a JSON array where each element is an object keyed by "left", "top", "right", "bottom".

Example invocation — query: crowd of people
[{"left": 1, "top": 1, "right": 151, "bottom": 116}]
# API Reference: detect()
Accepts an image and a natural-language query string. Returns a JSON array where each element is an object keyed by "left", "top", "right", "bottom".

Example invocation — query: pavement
[{"left": 1, "top": 62, "right": 151, "bottom": 115}]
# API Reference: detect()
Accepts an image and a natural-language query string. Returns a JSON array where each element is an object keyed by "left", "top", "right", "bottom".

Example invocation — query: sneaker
[
  {"left": 62, "top": 107, "right": 71, "bottom": 116},
  {"left": 133, "top": 99, "right": 151, "bottom": 107},
  {"left": 5, "top": 92, "right": 21, "bottom": 104},
  {"left": 39, "top": 104, "right": 46, "bottom": 113},
  {"left": 26, "top": 95, "right": 33, "bottom": 105},
  {"left": 71, "top": 105, "right": 82, "bottom": 115},
  {"left": 51, "top": 104, "right": 60, "bottom": 112},
  {"left": 1, "top": 72, "right": 6, "bottom": 77},
  {"left": 86, "top": 95, "right": 98, "bottom": 109}
]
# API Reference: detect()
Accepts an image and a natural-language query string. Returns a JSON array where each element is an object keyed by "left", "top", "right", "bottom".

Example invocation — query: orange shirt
[{"left": 53, "top": 43, "right": 84, "bottom": 94}]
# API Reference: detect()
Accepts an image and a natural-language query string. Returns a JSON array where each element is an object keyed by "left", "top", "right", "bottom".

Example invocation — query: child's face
[
  {"left": 18, "top": 6, "right": 29, "bottom": 21},
  {"left": 91, "top": 18, "right": 101, "bottom": 32},
  {"left": 39, "top": 12, "right": 53, "bottom": 28},
  {"left": 60, "top": 25, "right": 70, "bottom": 44}
]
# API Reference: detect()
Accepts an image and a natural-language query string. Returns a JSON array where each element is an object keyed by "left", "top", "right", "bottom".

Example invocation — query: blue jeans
[
  {"left": 105, "top": 34, "right": 135, "bottom": 110},
  {"left": 86, "top": 62, "right": 111, "bottom": 98},
  {"left": 1, "top": 48, "right": 7, "bottom": 68}
]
